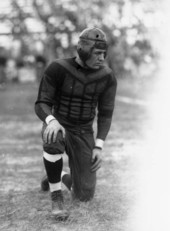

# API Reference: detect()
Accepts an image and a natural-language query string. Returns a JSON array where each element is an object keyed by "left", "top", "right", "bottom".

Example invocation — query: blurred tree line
[{"left": 0, "top": 0, "right": 159, "bottom": 80}]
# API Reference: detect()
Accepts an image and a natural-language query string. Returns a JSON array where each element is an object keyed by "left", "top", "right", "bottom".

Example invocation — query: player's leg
[
  {"left": 41, "top": 170, "right": 72, "bottom": 192},
  {"left": 42, "top": 125, "right": 69, "bottom": 220},
  {"left": 66, "top": 130, "right": 96, "bottom": 202}
]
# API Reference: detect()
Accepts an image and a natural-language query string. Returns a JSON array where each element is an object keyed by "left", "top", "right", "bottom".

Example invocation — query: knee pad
[
  {"left": 43, "top": 131, "right": 65, "bottom": 154},
  {"left": 43, "top": 142, "right": 65, "bottom": 154}
]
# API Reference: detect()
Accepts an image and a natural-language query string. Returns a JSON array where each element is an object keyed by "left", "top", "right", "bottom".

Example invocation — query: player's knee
[
  {"left": 43, "top": 142, "right": 65, "bottom": 154},
  {"left": 79, "top": 188, "right": 95, "bottom": 202},
  {"left": 75, "top": 173, "right": 96, "bottom": 201},
  {"left": 42, "top": 127, "right": 65, "bottom": 154},
  {"left": 43, "top": 130, "right": 65, "bottom": 154},
  {"left": 75, "top": 182, "right": 96, "bottom": 202}
]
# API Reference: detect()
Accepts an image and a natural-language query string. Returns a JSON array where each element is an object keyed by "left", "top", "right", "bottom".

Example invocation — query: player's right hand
[{"left": 43, "top": 119, "right": 65, "bottom": 144}]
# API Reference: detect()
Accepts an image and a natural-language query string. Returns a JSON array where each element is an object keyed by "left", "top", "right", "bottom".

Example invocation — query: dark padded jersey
[{"left": 35, "top": 57, "right": 117, "bottom": 140}]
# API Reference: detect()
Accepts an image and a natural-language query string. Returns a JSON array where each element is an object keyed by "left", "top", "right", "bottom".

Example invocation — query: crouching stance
[{"left": 34, "top": 27, "right": 117, "bottom": 220}]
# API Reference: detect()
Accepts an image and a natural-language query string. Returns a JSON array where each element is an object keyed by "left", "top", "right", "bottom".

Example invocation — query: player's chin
[{"left": 92, "top": 64, "right": 102, "bottom": 69}]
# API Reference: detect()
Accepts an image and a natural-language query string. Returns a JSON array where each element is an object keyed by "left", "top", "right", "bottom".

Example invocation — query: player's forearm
[
  {"left": 34, "top": 102, "right": 52, "bottom": 123},
  {"left": 97, "top": 116, "right": 112, "bottom": 141}
]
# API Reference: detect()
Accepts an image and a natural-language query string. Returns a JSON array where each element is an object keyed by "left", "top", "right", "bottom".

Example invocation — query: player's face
[{"left": 86, "top": 48, "right": 106, "bottom": 69}]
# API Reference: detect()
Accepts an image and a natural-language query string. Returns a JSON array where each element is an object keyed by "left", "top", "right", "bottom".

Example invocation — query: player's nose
[{"left": 99, "top": 53, "right": 105, "bottom": 61}]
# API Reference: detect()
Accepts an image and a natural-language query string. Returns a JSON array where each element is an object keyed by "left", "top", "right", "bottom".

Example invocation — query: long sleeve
[
  {"left": 34, "top": 61, "right": 62, "bottom": 122},
  {"left": 97, "top": 73, "right": 117, "bottom": 140}
]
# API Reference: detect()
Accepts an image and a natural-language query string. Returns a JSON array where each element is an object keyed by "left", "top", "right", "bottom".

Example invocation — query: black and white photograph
[{"left": 0, "top": 1, "right": 169, "bottom": 231}]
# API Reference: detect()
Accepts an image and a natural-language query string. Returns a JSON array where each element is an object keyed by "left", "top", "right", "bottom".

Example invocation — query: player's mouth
[{"left": 95, "top": 62, "right": 103, "bottom": 66}]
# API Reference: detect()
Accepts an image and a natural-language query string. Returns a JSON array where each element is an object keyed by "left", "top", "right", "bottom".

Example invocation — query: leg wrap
[
  {"left": 43, "top": 156, "right": 63, "bottom": 184},
  {"left": 43, "top": 152, "right": 62, "bottom": 162}
]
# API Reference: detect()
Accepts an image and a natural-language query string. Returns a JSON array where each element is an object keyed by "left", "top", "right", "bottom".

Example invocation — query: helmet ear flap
[
  {"left": 77, "top": 40, "right": 94, "bottom": 63},
  {"left": 77, "top": 48, "right": 90, "bottom": 62}
]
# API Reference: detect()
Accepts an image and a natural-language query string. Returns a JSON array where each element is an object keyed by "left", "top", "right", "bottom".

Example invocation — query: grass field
[{"left": 0, "top": 79, "right": 149, "bottom": 231}]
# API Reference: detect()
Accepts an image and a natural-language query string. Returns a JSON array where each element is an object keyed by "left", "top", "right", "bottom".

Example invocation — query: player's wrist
[
  {"left": 95, "top": 139, "right": 104, "bottom": 149},
  {"left": 49, "top": 119, "right": 58, "bottom": 124},
  {"left": 45, "top": 115, "right": 56, "bottom": 125},
  {"left": 94, "top": 146, "right": 102, "bottom": 150}
]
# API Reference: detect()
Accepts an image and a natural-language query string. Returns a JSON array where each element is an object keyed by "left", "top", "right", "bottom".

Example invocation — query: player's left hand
[{"left": 91, "top": 148, "right": 102, "bottom": 172}]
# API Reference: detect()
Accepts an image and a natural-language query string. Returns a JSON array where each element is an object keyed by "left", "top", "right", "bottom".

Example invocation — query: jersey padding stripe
[{"left": 55, "top": 60, "right": 112, "bottom": 84}]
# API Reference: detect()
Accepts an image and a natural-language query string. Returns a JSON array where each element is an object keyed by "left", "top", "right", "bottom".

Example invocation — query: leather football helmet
[{"left": 77, "top": 27, "right": 108, "bottom": 63}]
